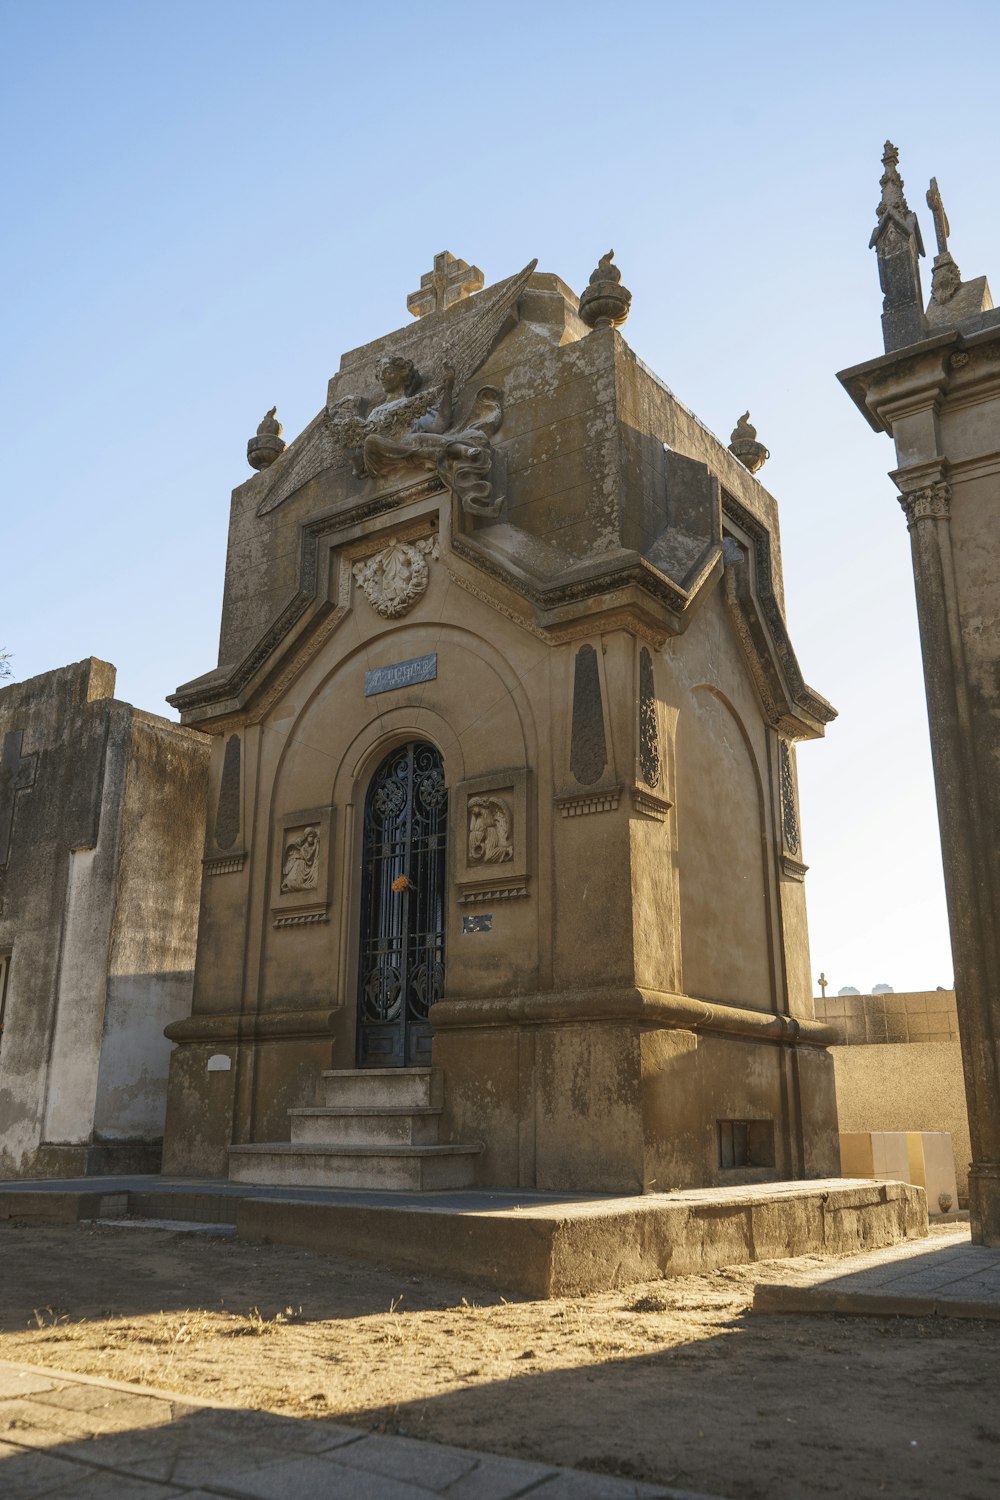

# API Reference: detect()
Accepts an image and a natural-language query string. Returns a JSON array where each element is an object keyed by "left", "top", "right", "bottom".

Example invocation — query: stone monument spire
[
  {"left": 840, "top": 145, "right": 1000, "bottom": 1248},
  {"left": 926, "top": 177, "right": 962, "bottom": 305},
  {"left": 869, "top": 141, "right": 926, "bottom": 351}
]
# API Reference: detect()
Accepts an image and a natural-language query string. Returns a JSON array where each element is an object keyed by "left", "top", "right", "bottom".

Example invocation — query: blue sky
[{"left": 4, "top": 0, "right": 998, "bottom": 992}]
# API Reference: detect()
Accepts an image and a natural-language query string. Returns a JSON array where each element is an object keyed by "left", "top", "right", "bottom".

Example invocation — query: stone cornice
[
  {"left": 170, "top": 458, "right": 829, "bottom": 742},
  {"left": 838, "top": 321, "right": 1000, "bottom": 434},
  {"left": 721, "top": 494, "right": 836, "bottom": 740}
]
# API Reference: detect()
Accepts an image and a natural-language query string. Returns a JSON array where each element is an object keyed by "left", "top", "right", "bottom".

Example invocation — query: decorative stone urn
[
  {"left": 579, "top": 251, "right": 632, "bottom": 331},
  {"left": 247, "top": 407, "right": 286, "bottom": 470}
]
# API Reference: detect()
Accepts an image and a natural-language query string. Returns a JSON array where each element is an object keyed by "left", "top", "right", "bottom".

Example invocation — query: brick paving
[
  {"left": 753, "top": 1226, "right": 1000, "bottom": 1319},
  {"left": 0, "top": 1360, "right": 723, "bottom": 1500}
]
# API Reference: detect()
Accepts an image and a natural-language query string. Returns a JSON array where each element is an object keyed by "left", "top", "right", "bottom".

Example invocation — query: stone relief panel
[
  {"left": 271, "top": 805, "right": 334, "bottom": 927},
  {"left": 455, "top": 770, "right": 528, "bottom": 902},
  {"left": 468, "top": 796, "right": 513, "bottom": 865},
  {"left": 352, "top": 536, "right": 439, "bottom": 619},
  {"left": 280, "top": 824, "right": 321, "bottom": 893},
  {"left": 255, "top": 260, "right": 537, "bottom": 520}
]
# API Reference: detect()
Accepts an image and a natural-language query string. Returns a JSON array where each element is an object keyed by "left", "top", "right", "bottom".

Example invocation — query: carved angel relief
[
  {"left": 280, "top": 825, "right": 320, "bottom": 893},
  {"left": 352, "top": 536, "right": 439, "bottom": 619},
  {"left": 468, "top": 796, "right": 514, "bottom": 865},
  {"left": 256, "top": 260, "right": 537, "bottom": 520}
]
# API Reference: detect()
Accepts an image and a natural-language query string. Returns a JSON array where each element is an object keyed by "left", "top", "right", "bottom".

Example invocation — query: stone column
[
  {"left": 897, "top": 471, "right": 1000, "bottom": 1241},
  {"left": 839, "top": 145, "right": 1000, "bottom": 1245}
]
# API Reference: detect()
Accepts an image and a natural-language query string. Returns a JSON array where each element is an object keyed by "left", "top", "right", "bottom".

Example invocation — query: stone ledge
[
  {"left": 235, "top": 1177, "right": 925, "bottom": 1297},
  {"left": 0, "top": 1176, "right": 927, "bottom": 1299}
]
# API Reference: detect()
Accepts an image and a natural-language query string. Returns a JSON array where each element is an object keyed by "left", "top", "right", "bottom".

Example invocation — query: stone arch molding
[{"left": 266, "top": 623, "right": 536, "bottom": 829}]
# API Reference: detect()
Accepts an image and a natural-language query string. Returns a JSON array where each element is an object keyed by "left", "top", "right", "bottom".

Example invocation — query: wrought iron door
[{"left": 357, "top": 742, "right": 447, "bottom": 1067}]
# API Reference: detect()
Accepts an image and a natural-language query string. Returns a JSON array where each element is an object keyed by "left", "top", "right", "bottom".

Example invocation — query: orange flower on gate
[{"left": 391, "top": 875, "right": 414, "bottom": 893}]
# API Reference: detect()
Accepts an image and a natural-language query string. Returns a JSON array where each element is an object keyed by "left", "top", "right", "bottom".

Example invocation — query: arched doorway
[{"left": 357, "top": 741, "right": 447, "bottom": 1067}]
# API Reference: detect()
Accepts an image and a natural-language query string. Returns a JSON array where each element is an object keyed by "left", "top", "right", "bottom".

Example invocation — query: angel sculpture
[
  {"left": 330, "top": 355, "right": 503, "bottom": 515},
  {"left": 256, "top": 260, "right": 537, "bottom": 519}
]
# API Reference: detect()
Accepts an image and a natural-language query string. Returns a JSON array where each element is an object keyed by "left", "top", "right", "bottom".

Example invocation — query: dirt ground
[{"left": 0, "top": 1218, "right": 997, "bottom": 1500}]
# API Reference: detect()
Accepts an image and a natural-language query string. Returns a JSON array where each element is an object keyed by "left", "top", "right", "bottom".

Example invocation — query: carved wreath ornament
[{"left": 352, "top": 536, "right": 439, "bottom": 619}]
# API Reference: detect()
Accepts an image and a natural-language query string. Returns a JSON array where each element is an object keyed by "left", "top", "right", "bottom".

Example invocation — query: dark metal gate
[{"left": 356, "top": 741, "right": 447, "bottom": 1067}]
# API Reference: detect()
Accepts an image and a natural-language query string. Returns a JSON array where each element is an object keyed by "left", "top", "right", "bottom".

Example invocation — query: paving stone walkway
[
  {"left": 0, "top": 1360, "right": 722, "bottom": 1500},
  {"left": 753, "top": 1226, "right": 1000, "bottom": 1319}
]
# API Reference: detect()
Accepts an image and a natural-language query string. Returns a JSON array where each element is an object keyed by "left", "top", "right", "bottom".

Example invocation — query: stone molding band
[
  {"left": 429, "top": 986, "right": 837, "bottom": 1049},
  {"left": 165, "top": 1008, "right": 339, "bottom": 1045},
  {"left": 166, "top": 991, "right": 836, "bottom": 1049}
]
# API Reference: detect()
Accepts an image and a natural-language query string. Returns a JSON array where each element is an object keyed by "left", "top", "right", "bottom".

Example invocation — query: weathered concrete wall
[
  {"left": 0, "top": 660, "right": 208, "bottom": 1178},
  {"left": 94, "top": 711, "right": 209, "bottom": 1141},
  {"left": 815, "top": 990, "right": 969, "bottom": 1204}
]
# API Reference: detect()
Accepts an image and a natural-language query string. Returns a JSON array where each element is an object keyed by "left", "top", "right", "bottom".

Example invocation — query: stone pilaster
[{"left": 894, "top": 468, "right": 1000, "bottom": 1242}]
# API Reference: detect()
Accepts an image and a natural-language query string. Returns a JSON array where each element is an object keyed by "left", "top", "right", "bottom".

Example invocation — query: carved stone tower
[{"left": 840, "top": 147, "right": 1000, "bottom": 1245}]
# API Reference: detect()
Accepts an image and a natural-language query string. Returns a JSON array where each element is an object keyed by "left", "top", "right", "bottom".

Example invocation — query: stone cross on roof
[
  {"left": 926, "top": 177, "right": 951, "bottom": 257},
  {"left": 407, "top": 251, "right": 484, "bottom": 319},
  {"left": 0, "top": 729, "right": 37, "bottom": 867}
]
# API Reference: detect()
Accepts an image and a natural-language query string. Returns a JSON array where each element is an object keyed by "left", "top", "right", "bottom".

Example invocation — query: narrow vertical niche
[
  {"left": 638, "top": 647, "right": 661, "bottom": 789},
  {"left": 570, "top": 644, "right": 607, "bottom": 786},
  {"left": 214, "top": 734, "right": 241, "bottom": 850}
]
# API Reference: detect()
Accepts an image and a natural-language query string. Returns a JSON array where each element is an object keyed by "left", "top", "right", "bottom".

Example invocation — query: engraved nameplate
[
  {"left": 462, "top": 913, "right": 493, "bottom": 934},
  {"left": 365, "top": 653, "right": 438, "bottom": 697}
]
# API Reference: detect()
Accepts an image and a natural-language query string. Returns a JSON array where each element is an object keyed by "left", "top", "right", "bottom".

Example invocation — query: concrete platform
[
  {"left": 753, "top": 1225, "right": 1000, "bottom": 1321},
  {"left": 0, "top": 1175, "right": 927, "bottom": 1298},
  {"left": 0, "top": 1359, "right": 722, "bottom": 1499}
]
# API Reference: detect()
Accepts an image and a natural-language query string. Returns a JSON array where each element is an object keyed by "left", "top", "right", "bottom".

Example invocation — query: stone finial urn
[
  {"left": 728, "top": 412, "right": 769, "bottom": 474},
  {"left": 579, "top": 250, "right": 632, "bottom": 331},
  {"left": 247, "top": 407, "right": 286, "bottom": 471}
]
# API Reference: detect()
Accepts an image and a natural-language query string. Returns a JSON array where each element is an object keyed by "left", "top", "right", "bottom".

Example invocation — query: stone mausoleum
[
  {"left": 162, "top": 251, "right": 840, "bottom": 1193},
  {"left": 0, "top": 659, "right": 208, "bottom": 1177}
]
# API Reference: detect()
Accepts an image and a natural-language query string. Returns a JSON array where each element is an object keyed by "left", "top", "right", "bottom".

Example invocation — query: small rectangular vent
[{"left": 719, "top": 1119, "right": 775, "bottom": 1170}]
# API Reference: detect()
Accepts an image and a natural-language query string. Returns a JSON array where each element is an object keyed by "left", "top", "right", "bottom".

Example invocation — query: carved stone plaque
[{"left": 365, "top": 654, "right": 437, "bottom": 698}]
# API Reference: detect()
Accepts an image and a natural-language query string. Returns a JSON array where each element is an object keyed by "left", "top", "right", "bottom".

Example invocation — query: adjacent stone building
[
  {"left": 839, "top": 146, "right": 1000, "bottom": 1245},
  {"left": 814, "top": 989, "right": 970, "bottom": 1205},
  {"left": 163, "top": 252, "right": 840, "bottom": 1193},
  {"left": 0, "top": 659, "right": 209, "bottom": 1176}
]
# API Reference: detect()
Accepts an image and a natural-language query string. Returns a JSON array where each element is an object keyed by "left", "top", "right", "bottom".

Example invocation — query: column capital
[
  {"left": 892, "top": 463, "right": 952, "bottom": 529},
  {"left": 898, "top": 479, "right": 952, "bottom": 529}
]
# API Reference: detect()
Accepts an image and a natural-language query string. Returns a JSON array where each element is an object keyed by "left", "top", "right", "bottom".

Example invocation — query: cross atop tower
[
  {"left": 0, "top": 730, "right": 37, "bottom": 867},
  {"left": 407, "top": 251, "right": 484, "bottom": 319},
  {"left": 927, "top": 177, "right": 951, "bottom": 257}
]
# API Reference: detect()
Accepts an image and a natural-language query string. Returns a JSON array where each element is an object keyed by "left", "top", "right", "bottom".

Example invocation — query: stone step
[
  {"left": 318, "top": 1067, "right": 442, "bottom": 1110},
  {"left": 288, "top": 1106, "right": 443, "bottom": 1147},
  {"left": 228, "top": 1142, "right": 480, "bottom": 1192}
]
